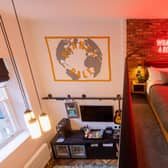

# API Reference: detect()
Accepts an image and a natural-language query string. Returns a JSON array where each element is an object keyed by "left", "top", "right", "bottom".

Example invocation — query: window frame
[
  {"left": 0, "top": 86, "right": 21, "bottom": 148},
  {"left": 0, "top": 85, "right": 30, "bottom": 162},
  {"left": 0, "top": 15, "right": 31, "bottom": 162}
]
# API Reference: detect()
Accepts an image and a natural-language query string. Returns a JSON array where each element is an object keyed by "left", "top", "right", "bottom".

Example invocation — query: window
[
  {"left": 0, "top": 58, "right": 30, "bottom": 161},
  {"left": 0, "top": 87, "right": 17, "bottom": 147},
  {"left": 0, "top": 17, "right": 30, "bottom": 161},
  {"left": 0, "top": 69, "right": 30, "bottom": 161}
]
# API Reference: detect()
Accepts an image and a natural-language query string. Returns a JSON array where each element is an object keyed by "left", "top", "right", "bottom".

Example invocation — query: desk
[{"left": 51, "top": 130, "right": 119, "bottom": 159}]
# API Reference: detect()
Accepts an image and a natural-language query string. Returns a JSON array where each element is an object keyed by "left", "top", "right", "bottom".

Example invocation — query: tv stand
[{"left": 51, "top": 130, "right": 119, "bottom": 159}]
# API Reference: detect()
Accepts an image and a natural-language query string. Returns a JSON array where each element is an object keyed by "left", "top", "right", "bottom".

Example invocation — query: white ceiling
[{"left": 1, "top": 0, "right": 168, "bottom": 20}]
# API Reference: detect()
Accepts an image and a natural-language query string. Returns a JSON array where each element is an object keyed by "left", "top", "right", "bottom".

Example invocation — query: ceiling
[{"left": 0, "top": 0, "right": 168, "bottom": 21}]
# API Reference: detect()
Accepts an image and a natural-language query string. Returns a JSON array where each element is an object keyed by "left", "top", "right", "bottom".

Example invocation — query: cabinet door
[
  {"left": 134, "top": 85, "right": 144, "bottom": 92},
  {"left": 54, "top": 145, "right": 70, "bottom": 158},
  {"left": 69, "top": 145, "right": 86, "bottom": 158},
  {"left": 86, "top": 143, "right": 117, "bottom": 159}
]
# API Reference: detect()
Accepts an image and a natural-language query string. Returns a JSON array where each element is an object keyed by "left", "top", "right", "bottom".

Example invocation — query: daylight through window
[{"left": 0, "top": 87, "right": 17, "bottom": 146}]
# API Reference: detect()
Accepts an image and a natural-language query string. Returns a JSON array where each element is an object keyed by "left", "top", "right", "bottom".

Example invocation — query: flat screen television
[{"left": 80, "top": 105, "right": 113, "bottom": 122}]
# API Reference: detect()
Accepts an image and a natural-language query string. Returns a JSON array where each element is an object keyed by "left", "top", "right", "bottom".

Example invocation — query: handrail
[{"left": 119, "top": 59, "right": 138, "bottom": 168}]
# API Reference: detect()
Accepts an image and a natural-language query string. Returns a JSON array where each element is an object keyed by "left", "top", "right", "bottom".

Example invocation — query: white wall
[
  {"left": 0, "top": 5, "right": 53, "bottom": 168},
  {"left": 21, "top": 18, "right": 126, "bottom": 130},
  {"left": 0, "top": 1, "right": 126, "bottom": 167}
]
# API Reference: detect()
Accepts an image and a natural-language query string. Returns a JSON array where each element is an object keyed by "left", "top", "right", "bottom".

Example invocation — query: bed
[{"left": 145, "top": 57, "right": 168, "bottom": 142}]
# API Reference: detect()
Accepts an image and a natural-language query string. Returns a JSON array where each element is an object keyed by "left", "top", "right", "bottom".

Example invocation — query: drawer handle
[
  {"left": 90, "top": 144, "right": 98, "bottom": 147},
  {"left": 102, "top": 143, "right": 113, "bottom": 147}
]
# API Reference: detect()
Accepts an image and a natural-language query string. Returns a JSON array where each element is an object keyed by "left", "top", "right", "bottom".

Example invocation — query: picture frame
[
  {"left": 65, "top": 102, "right": 79, "bottom": 118},
  {"left": 45, "top": 36, "right": 111, "bottom": 81}
]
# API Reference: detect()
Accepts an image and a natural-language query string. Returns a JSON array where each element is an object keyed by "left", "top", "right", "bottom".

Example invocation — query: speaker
[{"left": 56, "top": 118, "right": 71, "bottom": 138}]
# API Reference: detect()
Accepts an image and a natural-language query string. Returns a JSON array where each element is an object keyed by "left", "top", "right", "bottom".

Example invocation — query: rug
[
  {"left": 45, "top": 158, "right": 118, "bottom": 168},
  {"left": 53, "top": 165, "right": 117, "bottom": 168}
]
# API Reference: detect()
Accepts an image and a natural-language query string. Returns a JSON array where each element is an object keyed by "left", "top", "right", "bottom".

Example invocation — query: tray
[{"left": 84, "top": 129, "right": 104, "bottom": 139}]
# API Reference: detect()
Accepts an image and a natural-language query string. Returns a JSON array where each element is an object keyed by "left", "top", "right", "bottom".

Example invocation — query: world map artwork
[
  {"left": 45, "top": 36, "right": 111, "bottom": 81},
  {"left": 56, "top": 38, "right": 102, "bottom": 80}
]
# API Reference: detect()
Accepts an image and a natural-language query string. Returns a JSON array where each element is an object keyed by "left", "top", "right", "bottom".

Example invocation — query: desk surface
[{"left": 51, "top": 130, "right": 120, "bottom": 145}]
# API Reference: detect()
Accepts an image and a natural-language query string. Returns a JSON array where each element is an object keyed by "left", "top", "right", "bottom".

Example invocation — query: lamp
[
  {"left": 0, "top": 16, "right": 42, "bottom": 139},
  {"left": 137, "top": 64, "right": 142, "bottom": 72},
  {"left": 39, "top": 113, "right": 51, "bottom": 132},
  {"left": 136, "top": 64, "right": 144, "bottom": 83},
  {"left": 12, "top": 0, "right": 51, "bottom": 133},
  {"left": 24, "top": 110, "right": 42, "bottom": 139},
  {"left": 28, "top": 118, "right": 42, "bottom": 139},
  {"left": 24, "top": 109, "right": 35, "bottom": 122}
]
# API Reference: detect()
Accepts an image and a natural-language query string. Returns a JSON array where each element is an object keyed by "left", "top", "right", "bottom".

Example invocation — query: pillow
[
  {"left": 147, "top": 67, "right": 168, "bottom": 83},
  {"left": 160, "top": 71, "right": 168, "bottom": 84},
  {"left": 147, "top": 67, "right": 161, "bottom": 82}
]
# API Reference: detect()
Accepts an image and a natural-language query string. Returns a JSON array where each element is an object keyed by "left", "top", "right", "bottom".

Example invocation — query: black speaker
[{"left": 56, "top": 118, "right": 71, "bottom": 138}]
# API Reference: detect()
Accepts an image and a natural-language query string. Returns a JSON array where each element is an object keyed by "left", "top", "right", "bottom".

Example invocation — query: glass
[
  {"left": 39, "top": 113, "right": 51, "bottom": 132},
  {"left": 0, "top": 88, "right": 16, "bottom": 145}
]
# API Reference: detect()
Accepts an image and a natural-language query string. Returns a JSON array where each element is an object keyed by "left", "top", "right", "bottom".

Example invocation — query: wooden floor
[{"left": 45, "top": 159, "right": 118, "bottom": 168}]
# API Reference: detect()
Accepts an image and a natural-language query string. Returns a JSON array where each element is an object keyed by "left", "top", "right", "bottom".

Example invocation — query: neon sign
[{"left": 156, "top": 39, "right": 168, "bottom": 53}]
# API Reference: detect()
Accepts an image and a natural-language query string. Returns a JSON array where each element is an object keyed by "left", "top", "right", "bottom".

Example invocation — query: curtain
[{"left": 0, "top": 58, "right": 9, "bottom": 82}]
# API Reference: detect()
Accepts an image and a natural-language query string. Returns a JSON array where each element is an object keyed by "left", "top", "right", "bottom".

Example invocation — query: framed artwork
[
  {"left": 45, "top": 36, "right": 111, "bottom": 81},
  {"left": 65, "top": 102, "right": 79, "bottom": 118}
]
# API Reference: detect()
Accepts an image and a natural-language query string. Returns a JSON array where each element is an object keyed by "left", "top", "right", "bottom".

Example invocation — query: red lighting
[{"left": 156, "top": 39, "right": 168, "bottom": 53}]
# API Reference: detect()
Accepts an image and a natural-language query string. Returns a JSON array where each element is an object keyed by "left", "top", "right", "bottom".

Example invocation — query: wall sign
[
  {"left": 156, "top": 39, "right": 168, "bottom": 53},
  {"left": 45, "top": 36, "right": 111, "bottom": 81}
]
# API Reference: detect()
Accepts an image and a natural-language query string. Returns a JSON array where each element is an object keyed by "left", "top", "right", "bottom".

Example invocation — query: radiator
[{"left": 24, "top": 143, "right": 51, "bottom": 168}]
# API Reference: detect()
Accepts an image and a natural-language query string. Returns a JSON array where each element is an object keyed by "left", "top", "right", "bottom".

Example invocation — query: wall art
[{"left": 45, "top": 36, "right": 111, "bottom": 81}]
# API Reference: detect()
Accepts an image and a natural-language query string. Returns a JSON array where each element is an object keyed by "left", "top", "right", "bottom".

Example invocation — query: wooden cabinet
[
  {"left": 131, "top": 80, "right": 146, "bottom": 94},
  {"left": 51, "top": 130, "right": 119, "bottom": 159}
]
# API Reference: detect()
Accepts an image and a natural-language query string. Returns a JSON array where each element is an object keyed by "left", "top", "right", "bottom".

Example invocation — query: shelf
[
  {"left": 51, "top": 130, "right": 119, "bottom": 159},
  {"left": 131, "top": 81, "right": 146, "bottom": 94},
  {"left": 43, "top": 94, "right": 122, "bottom": 101},
  {"left": 84, "top": 129, "right": 104, "bottom": 139}
]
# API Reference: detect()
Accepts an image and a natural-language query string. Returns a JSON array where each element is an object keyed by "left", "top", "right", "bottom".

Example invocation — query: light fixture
[
  {"left": 24, "top": 110, "right": 42, "bottom": 139},
  {"left": 39, "top": 112, "right": 51, "bottom": 132},
  {"left": 136, "top": 64, "right": 142, "bottom": 71},
  {"left": 28, "top": 118, "right": 42, "bottom": 139},
  {"left": 136, "top": 64, "right": 145, "bottom": 83},
  {"left": 24, "top": 109, "right": 35, "bottom": 123},
  {"left": 39, "top": 113, "right": 51, "bottom": 132},
  {"left": 12, "top": 0, "right": 51, "bottom": 133}
]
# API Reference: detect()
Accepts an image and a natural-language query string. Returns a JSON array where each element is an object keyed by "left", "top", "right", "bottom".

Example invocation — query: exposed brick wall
[
  {"left": 127, "top": 19, "right": 168, "bottom": 58},
  {"left": 127, "top": 19, "right": 168, "bottom": 89}
]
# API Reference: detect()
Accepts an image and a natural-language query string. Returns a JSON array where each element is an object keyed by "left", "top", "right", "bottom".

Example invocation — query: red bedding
[
  {"left": 145, "top": 56, "right": 168, "bottom": 142},
  {"left": 149, "top": 84, "right": 168, "bottom": 131}
]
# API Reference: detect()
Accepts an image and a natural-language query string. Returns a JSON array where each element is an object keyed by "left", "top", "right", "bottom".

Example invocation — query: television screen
[{"left": 80, "top": 105, "right": 113, "bottom": 122}]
